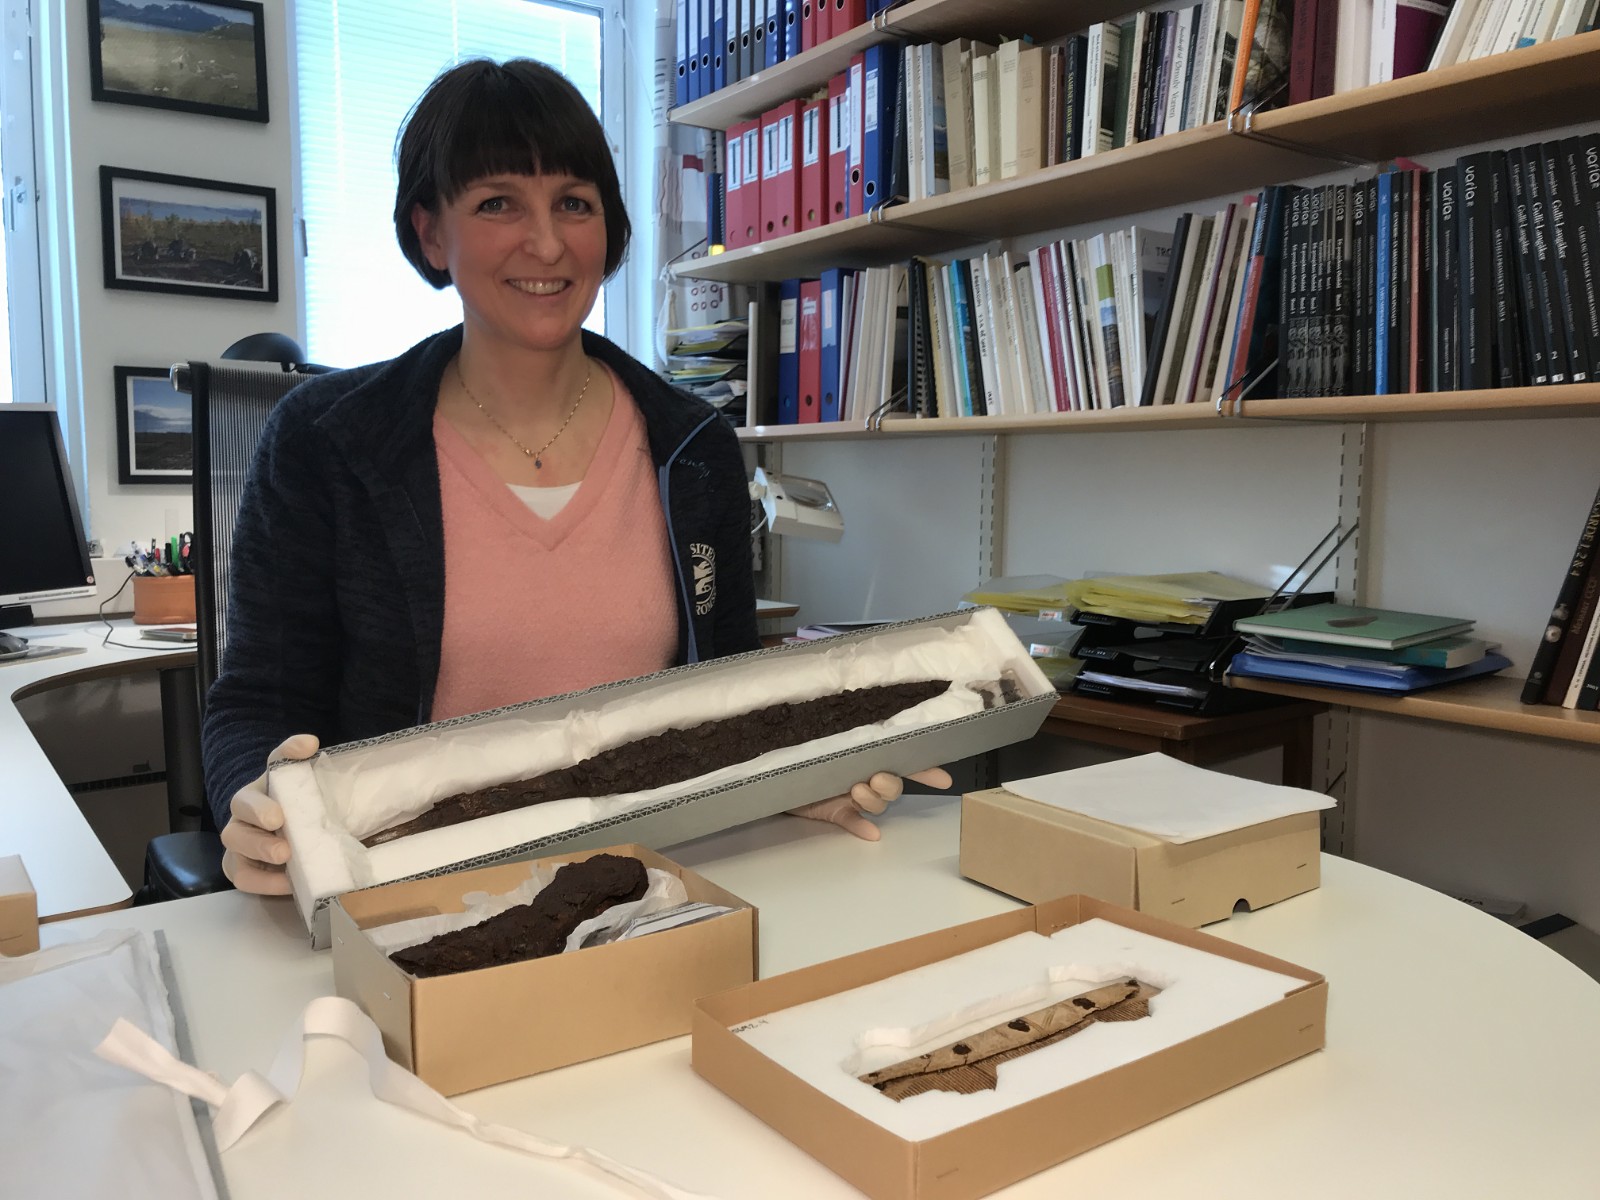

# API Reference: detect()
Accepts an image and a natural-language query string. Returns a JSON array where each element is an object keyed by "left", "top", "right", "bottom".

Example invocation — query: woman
[{"left": 206, "top": 58, "right": 949, "bottom": 894}]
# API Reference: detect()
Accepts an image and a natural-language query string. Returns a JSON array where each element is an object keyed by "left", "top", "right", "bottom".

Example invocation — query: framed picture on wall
[
  {"left": 115, "top": 366, "right": 192, "bottom": 486},
  {"left": 87, "top": 0, "right": 269, "bottom": 123},
  {"left": 100, "top": 166, "right": 278, "bottom": 302}
]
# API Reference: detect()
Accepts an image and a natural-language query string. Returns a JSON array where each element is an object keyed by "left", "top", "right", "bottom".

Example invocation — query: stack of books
[
  {"left": 1060, "top": 573, "right": 1333, "bottom": 713},
  {"left": 1227, "top": 603, "right": 1513, "bottom": 692}
]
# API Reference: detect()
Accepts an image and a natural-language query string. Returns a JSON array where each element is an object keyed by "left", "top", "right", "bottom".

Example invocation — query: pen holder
[{"left": 132, "top": 574, "right": 196, "bottom": 626}]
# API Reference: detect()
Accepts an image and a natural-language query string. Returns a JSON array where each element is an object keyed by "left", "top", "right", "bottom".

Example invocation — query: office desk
[
  {"left": 2, "top": 622, "right": 195, "bottom": 919},
  {"left": 42, "top": 796, "right": 1600, "bottom": 1198},
  {"left": 1042, "top": 691, "right": 1328, "bottom": 787}
]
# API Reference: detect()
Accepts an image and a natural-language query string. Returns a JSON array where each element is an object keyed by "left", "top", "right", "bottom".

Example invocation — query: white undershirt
[{"left": 507, "top": 480, "right": 581, "bottom": 519}]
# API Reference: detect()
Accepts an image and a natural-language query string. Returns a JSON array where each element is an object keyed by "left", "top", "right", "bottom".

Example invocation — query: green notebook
[{"left": 1233, "top": 603, "right": 1475, "bottom": 650}]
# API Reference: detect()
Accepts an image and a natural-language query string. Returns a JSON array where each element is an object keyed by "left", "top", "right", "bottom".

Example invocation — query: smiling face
[{"left": 411, "top": 172, "right": 607, "bottom": 357}]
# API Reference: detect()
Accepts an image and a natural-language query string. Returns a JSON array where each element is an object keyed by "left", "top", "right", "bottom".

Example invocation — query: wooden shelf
[
  {"left": 737, "top": 418, "right": 878, "bottom": 441},
  {"left": 668, "top": 0, "right": 1148, "bottom": 131},
  {"left": 1240, "top": 385, "right": 1600, "bottom": 423},
  {"left": 1227, "top": 674, "right": 1600, "bottom": 746},
  {"left": 734, "top": 385, "right": 1600, "bottom": 441},
  {"left": 674, "top": 32, "right": 1600, "bottom": 285}
]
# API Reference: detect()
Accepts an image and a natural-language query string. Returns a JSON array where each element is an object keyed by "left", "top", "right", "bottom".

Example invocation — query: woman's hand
[
  {"left": 219, "top": 734, "right": 320, "bottom": 895},
  {"left": 788, "top": 767, "right": 953, "bottom": 841}
]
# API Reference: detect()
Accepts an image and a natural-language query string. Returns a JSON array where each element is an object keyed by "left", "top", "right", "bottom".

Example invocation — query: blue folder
[
  {"left": 861, "top": 43, "right": 900, "bottom": 212},
  {"left": 777, "top": 279, "right": 802, "bottom": 424},
  {"left": 819, "top": 268, "right": 846, "bottom": 420},
  {"left": 1228, "top": 650, "right": 1512, "bottom": 693}
]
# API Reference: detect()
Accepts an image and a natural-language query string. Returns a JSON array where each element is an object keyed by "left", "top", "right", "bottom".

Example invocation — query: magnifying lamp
[{"left": 749, "top": 467, "right": 844, "bottom": 542}]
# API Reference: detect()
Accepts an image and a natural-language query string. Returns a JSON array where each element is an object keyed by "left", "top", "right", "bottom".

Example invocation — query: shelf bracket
[{"left": 1227, "top": 84, "right": 1377, "bottom": 171}]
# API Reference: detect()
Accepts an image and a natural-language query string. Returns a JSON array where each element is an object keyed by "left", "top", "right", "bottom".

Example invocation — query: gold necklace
[{"left": 455, "top": 358, "right": 593, "bottom": 469}]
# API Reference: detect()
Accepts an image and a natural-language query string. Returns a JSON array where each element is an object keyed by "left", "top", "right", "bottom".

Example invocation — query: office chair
[{"left": 139, "top": 348, "right": 327, "bottom": 902}]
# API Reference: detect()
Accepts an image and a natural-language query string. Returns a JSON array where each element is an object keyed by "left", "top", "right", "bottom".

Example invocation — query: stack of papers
[
  {"left": 1003, "top": 753, "right": 1336, "bottom": 843},
  {"left": 1063, "top": 572, "right": 1275, "bottom": 625}
]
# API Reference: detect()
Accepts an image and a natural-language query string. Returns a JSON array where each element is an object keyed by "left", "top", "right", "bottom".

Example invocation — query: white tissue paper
[
  {"left": 0, "top": 930, "right": 217, "bottom": 1200},
  {"left": 95, "top": 995, "right": 718, "bottom": 1200},
  {"left": 735, "top": 918, "right": 1306, "bottom": 1142},
  {"left": 271, "top": 609, "right": 1053, "bottom": 941},
  {"left": 1004, "top": 752, "right": 1337, "bottom": 843}
]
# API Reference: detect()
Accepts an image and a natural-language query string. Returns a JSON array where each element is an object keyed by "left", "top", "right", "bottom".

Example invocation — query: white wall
[{"left": 39, "top": 0, "right": 299, "bottom": 555}]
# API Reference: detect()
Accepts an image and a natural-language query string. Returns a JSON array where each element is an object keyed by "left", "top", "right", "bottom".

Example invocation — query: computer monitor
[{"left": 0, "top": 405, "right": 96, "bottom": 629}]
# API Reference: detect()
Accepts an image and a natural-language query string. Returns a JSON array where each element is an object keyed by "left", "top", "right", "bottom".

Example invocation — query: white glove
[
  {"left": 219, "top": 733, "right": 319, "bottom": 895},
  {"left": 788, "top": 767, "right": 953, "bottom": 841}
]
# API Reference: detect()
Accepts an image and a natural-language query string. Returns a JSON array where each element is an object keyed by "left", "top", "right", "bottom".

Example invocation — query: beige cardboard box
[
  {"left": 0, "top": 855, "right": 39, "bottom": 957},
  {"left": 332, "top": 843, "right": 757, "bottom": 1096},
  {"left": 693, "top": 895, "right": 1326, "bottom": 1200},
  {"left": 960, "top": 787, "right": 1321, "bottom": 927}
]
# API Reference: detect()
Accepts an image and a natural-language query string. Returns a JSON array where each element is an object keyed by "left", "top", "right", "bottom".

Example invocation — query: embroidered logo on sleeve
[{"left": 691, "top": 543, "right": 716, "bottom": 615}]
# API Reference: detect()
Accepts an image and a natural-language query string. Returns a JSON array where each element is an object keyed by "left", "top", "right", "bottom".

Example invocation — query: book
[
  {"left": 1232, "top": 602, "right": 1475, "bottom": 648},
  {"left": 1228, "top": 649, "right": 1512, "bottom": 692},
  {"left": 1243, "top": 632, "right": 1493, "bottom": 668},
  {"left": 1522, "top": 478, "right": 1600, "bottom": 703}
]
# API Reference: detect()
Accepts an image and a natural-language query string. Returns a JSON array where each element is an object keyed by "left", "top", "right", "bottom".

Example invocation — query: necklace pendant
[{"left": 534, "top": 456, "right": 543, "bottom": 469}]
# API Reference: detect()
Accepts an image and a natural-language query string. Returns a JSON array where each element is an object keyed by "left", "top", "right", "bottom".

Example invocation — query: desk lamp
[{"left": 749, "top": 467, "right": 844, "bottom": 541}]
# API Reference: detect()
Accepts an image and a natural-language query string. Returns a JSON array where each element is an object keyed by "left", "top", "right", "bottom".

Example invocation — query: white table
[
  {"left": 39, "top": 794, "right": 1600, "bottom": 1198},
  {"left": 2, "top": 621, "right": 194, "bottom": 918}
]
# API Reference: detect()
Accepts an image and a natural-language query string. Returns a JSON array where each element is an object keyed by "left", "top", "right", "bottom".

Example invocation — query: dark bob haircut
[{"left": 393, "top": 58, "right": 632, "bottom": 288}]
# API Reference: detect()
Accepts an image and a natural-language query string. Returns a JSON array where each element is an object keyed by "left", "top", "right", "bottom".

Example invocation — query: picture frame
[
  {"left": 101, "top": 166, "right": 278, "bottom": 303},
  {"left": 115, "top": 366, "right": 192, "bottom": 486},
  {"left": 87, "top": 0, "right": 269, "bottom": 123}
]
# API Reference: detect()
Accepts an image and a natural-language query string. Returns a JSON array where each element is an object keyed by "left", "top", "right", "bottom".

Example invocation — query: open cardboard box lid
[{"left": 273, "top": 609, "right": 1057, "bottom": 947}]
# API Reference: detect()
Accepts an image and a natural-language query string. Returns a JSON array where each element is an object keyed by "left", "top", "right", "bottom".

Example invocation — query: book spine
[
  {"left": 1066, "top": 35, "right": 1088, "bottom": 161},
  {"left": 1577, "top": 599, "right": 1600, "bottom": 710},
  {"left": 1312, "top": 0, "right": 1340, "bottom": 97},
  {"left": 1439, "top": 165, "right": 1465, "bottom": 393},
  {"left": 1548, "top": 552, "right": 1600, "bottom": 704},
  {"left": 1525, "top": 144, "right": 1573, "bottom": 383},
  {"left": 1375, "top": 172, "right": 1393, "bottom": 395},
  {"left": 1456, "top": 153, "right": 1496, "bottom": 391},
  {"left": 1413, "top": 170, "right": 1430, "bottom": 393},
  {"left": 1522, "top": 480, "right": 1600, "bottom": 703},
  {"left": 1309, "top": 186, "right": 1329, "bottom": 399},
  {"left": 1044, "top": 45, "right": 1064, "bottom": 168},
  {"left": 1394, "top": 171, "right": 1410, "bottom": 395},
  {"left": 1503, "top": 147, "right": 1546, "bottom": 385},
  {"left": 1487, "top": 152, "right": 1525, "bottom": 388},
  {"left": 1290, "top": 0, "right": 1320, "bottom": 105},
  {"left": 1350, "top": 178, "right": 1369, "bottom": 394},
  {"left": 1559, "top": 136, "right": 1600, "bottom": 382},
  {"left": 1543, "top": 140, "right": 1593, "bottom": 382},
  {"left": 1329, "top": 183, "right": 1351, "bottom": 396}
]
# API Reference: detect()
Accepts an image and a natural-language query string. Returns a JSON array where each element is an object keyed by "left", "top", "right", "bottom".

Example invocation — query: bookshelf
[
  {"left": 735, "top": 385, "right": 1600, "bottom": 441},
  {"left": 674, "top": 34, "right": 1600, "bottom": 285},
  {"left": 1228, "top": 675, "right": 1600, "bottom": 746},
  {"left": 670, "top": 0, "right": 1126, "bottom": 131},
  {"left": 683, "top": 21, "right": 1600, "bottom": 751}
]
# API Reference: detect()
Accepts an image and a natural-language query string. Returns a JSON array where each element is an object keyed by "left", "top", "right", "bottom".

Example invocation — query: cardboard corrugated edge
[
  {"left": 294, "top": 608, "right": 1056, "bottom": 947},
  {"left": 960, "top": 788, "right": 1321, "bottom": 927},
  {"left": 692, "top": 895, "right": 1326, "bottom": 1200},
  {"left": 0, "top": 855, "right": 39, "bottom": 957},
  {"left": 332, "top": 843, "right": 757, "bottom": 1096}
]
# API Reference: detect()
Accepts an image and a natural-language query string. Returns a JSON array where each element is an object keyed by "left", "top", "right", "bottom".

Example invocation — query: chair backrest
[{"left": 179, "top": 362, "right": 317, "bottom": 702}]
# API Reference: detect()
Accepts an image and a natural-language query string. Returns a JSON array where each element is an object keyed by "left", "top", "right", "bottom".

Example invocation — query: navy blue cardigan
[{"left": 201, "top": 326, "right": 759, "bottom": 826}]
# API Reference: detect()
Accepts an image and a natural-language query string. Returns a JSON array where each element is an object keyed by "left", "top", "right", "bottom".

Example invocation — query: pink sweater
[{"left": 429, "top": 376, "right": 678, "bottom": 722}]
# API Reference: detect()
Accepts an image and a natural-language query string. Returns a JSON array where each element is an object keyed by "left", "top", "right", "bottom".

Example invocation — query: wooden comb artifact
[{"left": 858, "top": 977, "right": 1162, "bottom": 1100}]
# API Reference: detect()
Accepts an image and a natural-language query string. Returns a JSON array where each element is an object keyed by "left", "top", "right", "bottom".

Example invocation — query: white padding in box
[
  {"left": 736, "top": 918, "right": 1305, "bottom": 1141},
  {"left": 271, "top": 609, "right": 1049, "bottom": 909}
]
